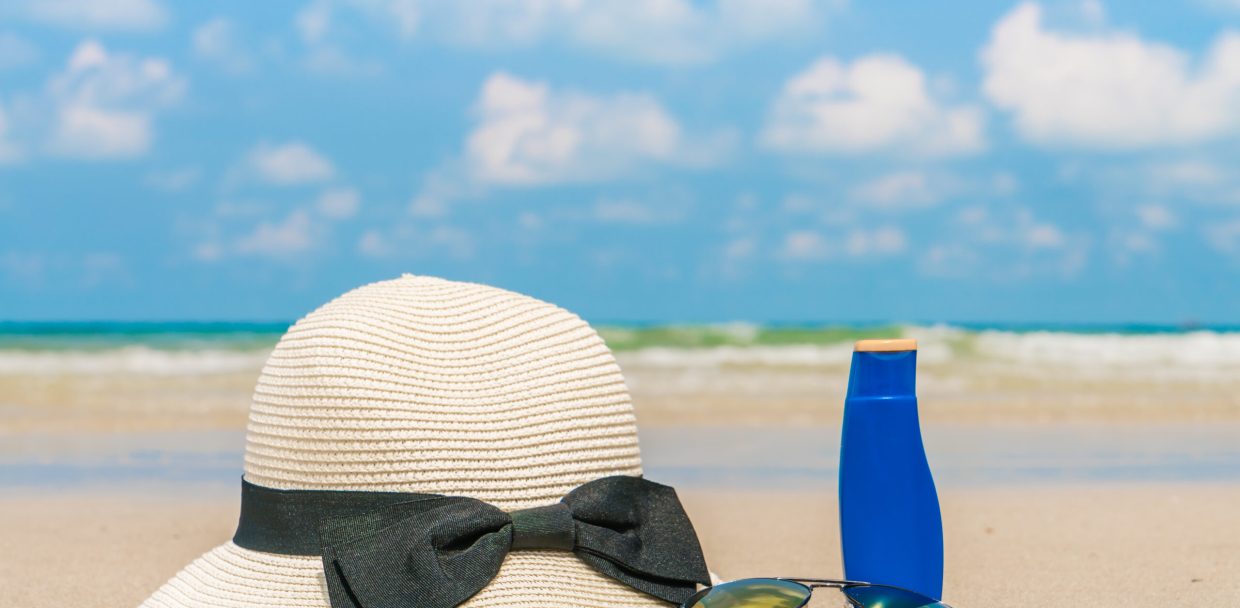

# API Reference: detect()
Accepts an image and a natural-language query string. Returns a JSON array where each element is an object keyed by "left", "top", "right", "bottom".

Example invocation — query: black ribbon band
[
  {"left": 234, "top": 480, "right": 434, "bottom": 555},
  {"left": 231, "top": 476, "right": 711, "bottom": 608}
]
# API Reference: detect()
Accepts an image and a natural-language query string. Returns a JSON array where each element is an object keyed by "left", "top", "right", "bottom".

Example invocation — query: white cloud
[
  {"left": 193, "top": 18, "right": 253, "bottom": 74},
  {"left": 0, "top": 251, "right": 129, "bottom": 286},
  {"left": 298, "top": 0, "right": 420, "bottom": 43},
  {"left": 850, "top": 171, "right": 949, "bottom": 209},
  {"left": 592, "top": 198, "right": 686, "bottom": 224},
  {"left": 357, "top": 224, "right": 475, "bottom": 259},
  {"left": 16, "top": 0, "right": 167, "bottom": 31},
  {"left": 845, "top": 226, "right": 907, "bottom": 256},
  {"left": 981, "top": 2, "right": 1240, "bottom": 148},
  {"left": 418, "top": 0, "right": 825, "bottom": 65},
  {"left": 45, "top": 40, "right": 185, "bottom": 159},
  {"left": 246, "top": 141, "right": 335, "bottom": 185},
  {"left": 366, "top": 0, "right": 420, "bottom": 41},
  {"left": 1204, "top": 0, "right": 1240, "bottom": 11},
  {"left": 1025, "top": 223, "right": 1065, "bottom": 249},
  {"left": 465, "top": 72, "right": 699, "bottom": 185},
  {"left": 848, "top": 170, "right": 1017, "bottom": 210},
  {"left": 724, "top": 236, "right": 757, "bottom": 261},
  {"left": 235, "top": 211, "right": 315, "bottom": 256},
  {"left": 357, "top": 230, "right": 389, "bottom": 257},
  {"left": 293, "top": 0, "right": 417, "bottom": 76},
  {"left": 779, "top": 226, "right": 905, "bottom": 261},
  {"left": 922, "top": 204, "right": 1087, "bottom": 278},
  {"left": 316, "top": 187, "right": 360, "bottom": 218},
  {"left": 198, "top": 209, "right": 324, "bottom": 260},
  {"left": 1137, "top": 204, "right": 1178, "bottom": 230},
  {"left": 0, "top": 32, "right": 39, "bottom": 70},
  {"left": 774, "top": 231, "right": 817, "bottom": 260},
  {"left": 293, "top": 0, "right": 826, "bottom": 65},
  {"left": 303, "top": 46, "right": 383, "bottom": 77},
  {"left": 296, "top": 1, "right": 332, "bottom": 43},
  {"left": 762, "top": 53, "right": 985, "bottom": 157}
]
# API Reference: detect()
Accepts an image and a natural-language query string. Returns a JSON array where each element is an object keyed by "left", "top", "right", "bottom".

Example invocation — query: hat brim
[{"left": 141, "top": 541, "right": 674, "bottom": 607}]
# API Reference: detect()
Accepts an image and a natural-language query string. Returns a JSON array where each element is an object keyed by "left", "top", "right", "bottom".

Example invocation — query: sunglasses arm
[{"left": 776, "top": 577, "right": 869, "bottom": 589}]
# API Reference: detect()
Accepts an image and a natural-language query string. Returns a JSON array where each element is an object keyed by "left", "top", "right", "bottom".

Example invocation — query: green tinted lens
[
  {"left": 842, "top": 584, "right": 950, "bottom": 608},
  {"left": 684, "top": 578, "right": 812, "bottom": 608}
]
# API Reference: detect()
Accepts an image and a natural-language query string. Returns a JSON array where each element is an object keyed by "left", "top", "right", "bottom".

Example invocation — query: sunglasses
[{"left": 681, "top": 577, "right": 951, "bottom": 608}]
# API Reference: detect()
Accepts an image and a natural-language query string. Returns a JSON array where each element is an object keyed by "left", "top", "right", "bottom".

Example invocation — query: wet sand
[
  {"left": 7, "top": 341, "right": 1240, "bottom": 434},
  {"left": 3, "top": 484, "right": 1238, "bottom": 607}
]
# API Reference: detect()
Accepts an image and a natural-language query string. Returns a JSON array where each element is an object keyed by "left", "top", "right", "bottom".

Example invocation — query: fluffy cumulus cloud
[
  {"left": 981, "top": 2, "right": 1240, "bottom": 148},
  {"left": 465, "top": 72, "right": 690, "bottom": 185},
  {"left": 762, "top": 54, "right": 985, "bottom": 157},
  {"left": 246, "top": 141, "right": 336, "bottom": 185},
  {"left": 45, "top": 40, "right": 185, "bottom": 159},
  {"left": 14, "top": 0, "right": 167, "bottom": 31}
]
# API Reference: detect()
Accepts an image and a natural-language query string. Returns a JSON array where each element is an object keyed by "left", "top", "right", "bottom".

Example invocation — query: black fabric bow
[{"left": 232, "top": 476, "right": 711, "bottom": 608}]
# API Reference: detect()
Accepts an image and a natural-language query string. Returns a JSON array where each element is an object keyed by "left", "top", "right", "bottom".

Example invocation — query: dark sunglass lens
[
  {"left": 684, "top": 578, "right": 812, "bottom": 608},
  {"left": 842, "top": 584, "right": 951, "bottom": 608}
]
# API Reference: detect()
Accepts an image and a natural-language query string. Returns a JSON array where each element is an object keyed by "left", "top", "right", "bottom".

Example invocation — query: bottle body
[{"left": 839, "top": 343, "right": 943, "bottom": 599}]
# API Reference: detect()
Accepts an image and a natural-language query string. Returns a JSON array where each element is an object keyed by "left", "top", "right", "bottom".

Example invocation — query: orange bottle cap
[{"left": 854, "top": 338, "right": 918, "bottom": 352}]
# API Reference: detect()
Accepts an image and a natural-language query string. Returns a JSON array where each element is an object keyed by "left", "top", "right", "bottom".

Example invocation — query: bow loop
[
  {"left": 319, "top": 497, "right": 511, "bottom": 608},
  {"left": 307, "top": 476, "right": 709, "bottom": 608},
  {"left": 564, "top": 476, "right": 712, "bottom": 601}
]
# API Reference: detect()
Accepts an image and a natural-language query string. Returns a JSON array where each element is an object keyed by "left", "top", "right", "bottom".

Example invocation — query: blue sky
[{"left": 3, "top": 0, "right": 1240, "bottom": 324}]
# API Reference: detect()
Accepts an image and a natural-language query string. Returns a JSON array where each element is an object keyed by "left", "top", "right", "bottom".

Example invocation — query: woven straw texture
[{"left": 141, "top": 275, "right": 663, "bottom": 607}]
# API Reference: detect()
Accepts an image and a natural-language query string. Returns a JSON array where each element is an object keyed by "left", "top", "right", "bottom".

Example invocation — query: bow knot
[
  {"left": 509, "top": 502, "right": 575, "bottom": 550},
  {"left": 314, "top": 476, "right": 710, "bottom": 608}
]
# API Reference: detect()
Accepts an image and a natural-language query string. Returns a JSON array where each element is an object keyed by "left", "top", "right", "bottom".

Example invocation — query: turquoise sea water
[
  {"left": 3, "top": 321, "right": 1239, "bottom": 349},
  {"left": 6, "top": 321, "right": 1240, "bottom": 380},
  {"left": 4, "top": 320, "right": 1240, "bottom": 363}
]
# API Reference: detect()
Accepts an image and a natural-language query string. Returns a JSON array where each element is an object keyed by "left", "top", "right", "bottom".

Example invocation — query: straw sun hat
[{"left": 141, "top": 274, "right": 709, "bottom": 608}]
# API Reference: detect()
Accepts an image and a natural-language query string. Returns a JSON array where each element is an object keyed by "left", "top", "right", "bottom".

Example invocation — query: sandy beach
[
  {"left": 3, "top": 484, "right": 1238, "bottom": 607},
  {"left": 4, "top": 330, "right": 1240, "bottom": 606}
]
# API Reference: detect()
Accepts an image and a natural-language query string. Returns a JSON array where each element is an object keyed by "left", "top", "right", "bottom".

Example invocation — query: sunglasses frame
[{"left": 682, "top": 576, "right": 946, "bottom": 608}]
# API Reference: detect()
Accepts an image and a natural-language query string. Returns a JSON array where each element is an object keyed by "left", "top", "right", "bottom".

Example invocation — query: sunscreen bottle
[{"left": 839, "top": 338, "right": 943, "bottom": 599}]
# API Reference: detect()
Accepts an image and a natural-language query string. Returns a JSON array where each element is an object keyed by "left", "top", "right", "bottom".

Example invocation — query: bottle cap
[
  {"left": 848, "top": 338, "right": 917, "bottom": 397},
  {"left": 855, "top": 338, "right": 917, "bottom": 352}
]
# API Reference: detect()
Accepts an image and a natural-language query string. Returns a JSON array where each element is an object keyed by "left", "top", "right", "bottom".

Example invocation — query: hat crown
[{"left": 243, "top": 275, "right": 642, "bottom": 509}]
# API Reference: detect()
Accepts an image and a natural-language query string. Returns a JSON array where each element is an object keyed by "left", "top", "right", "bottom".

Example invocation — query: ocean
[
  {"left": 4, "top": 321, "right": 1240, "bottom": 375},
  {"left": 3, "top": 322, "right": 1240, "bottom": 492}
]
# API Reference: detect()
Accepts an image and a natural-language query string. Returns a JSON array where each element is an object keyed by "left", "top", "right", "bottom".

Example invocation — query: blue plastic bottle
[{"left": 839, "top": 339, "right": 943, "bottom": 599}]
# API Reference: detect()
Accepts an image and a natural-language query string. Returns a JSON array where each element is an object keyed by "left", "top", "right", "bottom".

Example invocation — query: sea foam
[
  {"left": 0, "top": 346, "right": 273, "bottom": 375},
  {"left": 3, "top": 324, "right": 1240, "bottom": 378}
]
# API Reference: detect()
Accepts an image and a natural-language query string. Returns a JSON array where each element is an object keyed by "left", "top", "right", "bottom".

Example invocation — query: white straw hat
[{"left": 141, "top": 274, "right": 674, "bottom": 608}]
